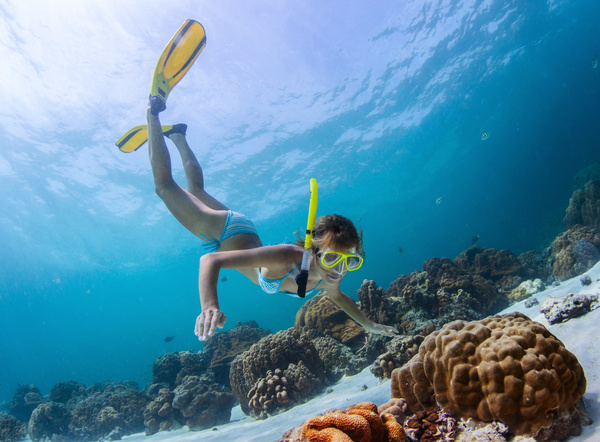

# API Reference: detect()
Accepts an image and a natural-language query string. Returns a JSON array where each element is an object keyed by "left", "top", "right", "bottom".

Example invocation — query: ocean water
[{"left": 1, "top": 0, "right": 600, "bottom": 406}]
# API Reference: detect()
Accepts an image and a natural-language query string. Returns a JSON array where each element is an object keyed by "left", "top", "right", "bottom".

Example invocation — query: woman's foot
[{"left": 163, "top": 123, "right": 187, "bottom": 139}]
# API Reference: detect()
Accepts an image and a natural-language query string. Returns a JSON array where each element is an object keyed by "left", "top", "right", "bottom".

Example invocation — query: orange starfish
[{"left": 301, "top": 402, "right": 405, "bottom": 442}]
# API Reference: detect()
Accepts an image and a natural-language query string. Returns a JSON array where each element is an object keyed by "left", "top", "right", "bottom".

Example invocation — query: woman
[{"left": 147, "top": 107, "right": 398, "bottom": 341}]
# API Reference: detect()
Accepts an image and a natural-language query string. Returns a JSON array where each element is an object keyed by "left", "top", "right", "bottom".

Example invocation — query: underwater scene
[{"left": 2, "top": 0, "right": 600, "bottom": 441}]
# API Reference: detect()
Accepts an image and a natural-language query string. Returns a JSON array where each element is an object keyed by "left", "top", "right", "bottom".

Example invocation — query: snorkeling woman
[{"left": 146, "top": 107, "right": 399, "bottom": 342}]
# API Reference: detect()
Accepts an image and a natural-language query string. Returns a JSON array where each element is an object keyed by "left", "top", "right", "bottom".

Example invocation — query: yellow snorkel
[{"left": 296, "top": 178, "right": 318, "bottom": 298}]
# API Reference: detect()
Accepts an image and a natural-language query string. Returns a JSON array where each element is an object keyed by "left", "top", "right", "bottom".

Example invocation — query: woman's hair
[{"left": 296, "top": 214, "right": 363, "bottom": 254}]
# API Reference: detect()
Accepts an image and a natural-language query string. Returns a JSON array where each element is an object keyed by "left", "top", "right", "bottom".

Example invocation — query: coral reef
[
  {"left": 0, "top": 412, "right": 27, "bottom": 442},
  {"left": 27, "top": 402, "right": 71, "bottom": 442},
  {"left": 552, "top": 225, "right": 600, "bottom": 280},
  {"left": 391, "top": 312, "right": 587, "bottom": 438},
  {"left": 371, "top": 335, "right": 425, "bottom": 379},
  {"left": 69, "top": 383, "right": 150, "bottom": 440},
  {"left": 564, "top": 180, "right": 600, "bottom": 230},
  {"left": 204, "top": 320, "right": 272, "bottom": 385},
  {"left": 247, "top": 369, "right": 292, "bottom": 418},
  {"left": 539, "top": 293, "right": 599, "bottom": 324},
  {"left": 404, "top": 408, "right": 456, "bottom": 442},
  {"left": 508, "top": 278, "right": 545, "bottom": 303},
  {"left": 295, "top": 292, "right": 366, "bottom": 346},
  {"left": 143, "top": 387, "right": 182, "bottom": 435},
  {"left": 310, "top": 334, "right": 369, "bottom": 383},
  {"left": 48, "top": 380, "right": 86, "bottom": 404},
  {"left": 518, "top": 247, "right": 555, "bottom": 283},
  {"left": 453, "top": 246, "right": 523, "bottom": 290},
  {"left": 360, "top": 250, "right": 513, "bottom": 336},
  {"left": 171, "top": 375, "right": 236, "bottom": 430},
  {"left": 377, "top": 398, "right": 408, "bottom": 425},
  {"left": 8, "top": 384, "right": 45, "bottom": 422},
  {"left": 278, "top": 402, "right": 405, "bottom": 442},
  {"left": 229, "top": 327, "right": 326, "bottom": 417},
  {"left": 151, "top": 350, "right": 213, "bottom": 388}
]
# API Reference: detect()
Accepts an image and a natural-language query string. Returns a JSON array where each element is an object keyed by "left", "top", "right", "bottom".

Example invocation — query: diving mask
[{"left": 315, "top": 248, "right": 364, "bottom": 272}]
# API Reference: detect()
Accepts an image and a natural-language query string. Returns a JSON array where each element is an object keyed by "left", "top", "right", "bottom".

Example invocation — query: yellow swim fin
[
  {"left": 115, "top": 124, "right": 187, "bottom": 153},
  {"left": 149, "top": 19, "right": 206, "bottom": 115}
]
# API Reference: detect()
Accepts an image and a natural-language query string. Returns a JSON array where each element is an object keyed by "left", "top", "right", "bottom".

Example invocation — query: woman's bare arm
[
  {"left": 325, "top": 286, "right": 399, "bottom": 337},
  {"left": 195, "top": 244, "right": 300, "bottom": 340}
]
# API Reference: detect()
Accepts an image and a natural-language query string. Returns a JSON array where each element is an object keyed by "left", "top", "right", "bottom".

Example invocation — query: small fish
[
  {"left": 472, "top": 235, "right": 480, "bottom": 244},
  {"left": 164, "top": 336, "right": 175, "bottom": 343},
  {"left": 220, "top": 276, "right": 229, "bottom": 282},
  {"left": 592, "top": 57, "right": 598, "bottom": 69},
  {"left": 436, "top": 196, "right": 443, "bottom": 205},
  {"left": 398, "top": 246, "right": 403, "bottom": 253},
  {"left": 481, "top": 132, "right": 490, "bottom": 140}
]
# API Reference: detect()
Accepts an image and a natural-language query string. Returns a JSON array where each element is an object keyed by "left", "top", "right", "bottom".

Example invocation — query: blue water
[{"left": 1, "top": 0, "right": 600, "bottom": 403}]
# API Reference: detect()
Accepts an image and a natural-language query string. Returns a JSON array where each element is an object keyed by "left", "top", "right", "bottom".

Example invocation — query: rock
[
  {"left": 552, "top": 225, "right": 600, "bottom": 280},
  {"left": 28, "top": 402, "right": 71, "bottom": 442},
  {"left": 229, "top": 328, "right": 325, "bottom": 417},
  {"left": 524, "top": 297, "right": 539, "bottom": 308},
  {"left": 8, "top": 384, "right": 45, "bottom": 422},
  {"left": 539, "top": 293, "right": 599, "bottom": 324},
  {"left": 0, "top": 413, "right": 27, "bottom": 442},
  {"left": 508, "top": 278, "right": 546, "bottom": 303}
]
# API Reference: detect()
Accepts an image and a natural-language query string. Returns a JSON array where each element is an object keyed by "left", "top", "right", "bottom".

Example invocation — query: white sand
[{"left": 123, "top": 262, "right": 600, "bottom": 442}]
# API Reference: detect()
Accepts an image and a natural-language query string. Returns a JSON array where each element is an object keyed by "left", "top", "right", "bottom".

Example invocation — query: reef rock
[
  {"left": 151, "top": 350, "right": 212, "bottom": 388},
  {"left": 378, "top": 257, "right": 507, "bottom": 334},
  {"left": 0, "top": 412, "right": 27, "bottom": 442},
  {"left": 8, "top": 384, "right": 45, "bottom": 422},
  {"left": 539, "top": 293, "right": 599, "bottom": 324},
  {"left": 143, "top": 387, "right": 183, "bottom": 435},
  {"left": 311, "top": 334, "right": 369, "bottom": 383},
  {"left": 295, "top": 292, "right": 366, "bottom": 346},
  {"left": 171, "top": 375, "right": 236, "bottom": 430},
  {"left": 229, "top": 328, "right": 325, "bottom": 418},
  {"left": 69, "top": 383, "right": 150, "bottom": 440},
  {"left": 552, "top": 224, "right": 600, "bottom": 280},
  {"left": 518, "top": 247, "right": 555, "bottom": 283},
  {"left": 564, "top": 180, "right": 600, "bottom": 230},
  {"left": 391, "top": 312, "right": 587, "bottom": 439},
  {"left": 28, "top": 402, "right": 71, "bottom": 442},
  {"left": 204, "top": 320, "right": 272, "bottom": 385},
  {"left": 48, "top": 380, "right": 87, "bottom": 404},
  {"left": 453, "top": 246, "right": 523, "bottom": 290},
  {"left": 508, "top": 278, "right": 546, "bottom": 303},
  {"left": 371, "top": 334, "right": 425, "bottom": 379}
]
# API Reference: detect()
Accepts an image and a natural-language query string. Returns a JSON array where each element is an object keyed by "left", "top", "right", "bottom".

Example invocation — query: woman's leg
[
  {"left": 147, "top": 108, "right": 227, "bottom": 241},
  {"left": 165, "top": 129, "right": 229, "bottom": 211}
]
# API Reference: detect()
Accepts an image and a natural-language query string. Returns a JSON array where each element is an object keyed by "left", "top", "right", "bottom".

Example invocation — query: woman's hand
[
  {"left": 367, "top": 322, "right": 399, "bottom": 337},
  {"left": 195, "top": 308, "right": 227, "bottom": 341}
]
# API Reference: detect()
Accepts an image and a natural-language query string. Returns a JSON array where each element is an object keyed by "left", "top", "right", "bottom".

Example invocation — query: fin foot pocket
[
  {"left": 163, "top": 123, "right": 187, "bottom": 137},
  {"left": 149, "top": 95, "right": 166, "bottom": 116}
]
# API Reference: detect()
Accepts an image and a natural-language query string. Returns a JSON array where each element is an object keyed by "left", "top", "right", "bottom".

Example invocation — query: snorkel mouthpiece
[{"left": 296, "top": 178, "right": 318, "bottom": 298}]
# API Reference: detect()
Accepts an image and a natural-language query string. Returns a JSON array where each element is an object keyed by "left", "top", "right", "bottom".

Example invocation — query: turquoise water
[{"left": 1, "top": 0, "right": 600, "bottom": 403}]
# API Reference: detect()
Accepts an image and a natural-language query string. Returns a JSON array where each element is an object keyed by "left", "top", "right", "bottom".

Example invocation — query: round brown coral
[{"left": 391, "top": 312, "right": 586, "bottom": 437}]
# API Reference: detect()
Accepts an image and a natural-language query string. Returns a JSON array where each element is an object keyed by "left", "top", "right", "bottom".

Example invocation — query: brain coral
[{"left": 391, "top": 312, "right": 586, "bottom": 437}]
